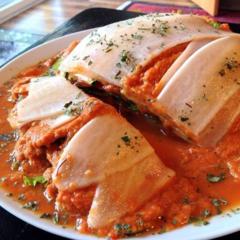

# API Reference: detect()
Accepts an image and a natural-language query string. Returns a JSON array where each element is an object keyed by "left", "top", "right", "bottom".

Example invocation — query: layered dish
[{"left": 1, "top": 13, "right": 240, "bottom": 238}]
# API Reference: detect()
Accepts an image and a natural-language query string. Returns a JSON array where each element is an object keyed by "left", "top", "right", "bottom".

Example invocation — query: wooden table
[{"left": 0, "top": 0, "right": 194, "bottom": 35}]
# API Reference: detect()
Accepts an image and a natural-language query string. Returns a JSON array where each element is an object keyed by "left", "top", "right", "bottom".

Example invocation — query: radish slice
[
  {"left": 159, "top": 38, "right": 214, "bottom": 89},
  {"left": 88, "top": 153, "right": 175, "bottom": 228},
  {"left": 155, "top": 36, "right": 240, "bottom": 146},
  {"left": 60, "top": 14, "right": 234, "bottom": 87},
  {"left": 53, "top": 114, "right": 154, "bottom": 189},
  {"left": 16, "top": 76, "right": 87, "bottom": 124}
]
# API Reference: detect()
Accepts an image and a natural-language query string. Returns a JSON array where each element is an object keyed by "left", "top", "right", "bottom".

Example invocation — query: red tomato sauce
[{"left": 1, "top": 58, "right": 240, "bottom": 238}]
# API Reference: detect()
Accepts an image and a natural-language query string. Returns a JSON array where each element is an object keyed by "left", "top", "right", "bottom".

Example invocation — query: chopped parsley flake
[
  {"left": 116, "top": 62, "right": 121, "bottom": 68},
  {"left": 219, "top": 56, "right": 239, "bottom": 77},
  {"left": 53, "top": 211, "right": 60, "bottom": 224},
  {"left": 114, "top": 223, "right": 132, "bottom": 236},
  {"left": 121, "top": 135, "right": 131, "bottom": 145},
  {"left": 185, "top": 103, "right": 192, "bottom": 108},
  {"left": 114, "top": 70, "right": 122, "bottom": 80},
  {"left": 63, "top": 100, "right": 84, "bottom": 116},
  {"left": 23, "top": 201, "right": 39, "bottom": 211},
  {"left": 131, "top": 33, "right": 143, "bottom": 40},
  {"left": 201, "top": 209, "right": 211, "bottom": 218},
  {"left": 120, "top": 50, "right": 135, "bottom": 65},
  {"left": 18, "top": 193, "right": 26, "bottom": 201},
  {"left": 179, "top": 116, "right": 189, "bottom": 122},
  {"left": 0, "top": 131, "right": 18, "bottom": 142},
  {"left": 224, "top": 57, "right": 239, "bottom": 70},
  {"left": 120, "top": 50, "right": 136, "bottom": 71},
  {"left": 40, "top": 213, "right": 52, "bottom": 219},
  {"left": 126, "top": 101, "right": 139, "bottom": 112},
  {"left": 219, "top": 69, "right": 225, "bottom": 76},
  {"left": 209, "top": 21, "right": 221, "bottom": 29},
  {"left": 211, "top": 198, "right": 228, "bottom": 214},
  {"left": 10, "top": 157, "right": 20, "bottom": 171},
  {"left": 188, "top": 216, "right": 209, "bottom": 226},
  {"left": 138, "top": 20, "right": 170, "bottom": 36},
  {"left": 82, "top": 55, "right": 90, "bottom": 61},
  {"left": 172, "top": 219, "right": 178, "bottom": 225}
]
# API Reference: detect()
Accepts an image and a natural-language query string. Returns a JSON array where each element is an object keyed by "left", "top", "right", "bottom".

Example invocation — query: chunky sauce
[{"left": 1, "top": 62, "right": 240, "bottom": 238}]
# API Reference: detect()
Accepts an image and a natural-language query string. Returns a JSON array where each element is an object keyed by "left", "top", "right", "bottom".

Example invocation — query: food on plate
[
  {"left": 60, "top": 14, "right": 237, "bottom": 146},
  {"left": 155, "top": 36, "right": 240, "bottom": 146},
  {"left": 9, "top": 74, "right": 175, "bottom": 229},
  {"left": 0, "top": 13, "right": 240, "bottom": 239}
]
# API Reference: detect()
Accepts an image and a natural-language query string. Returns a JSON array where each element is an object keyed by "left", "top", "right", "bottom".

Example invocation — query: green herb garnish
[
  {"left": 23, "top": 201, "right": 39, "bottom": 211},
  {"left": 211, "top": 198, "right": 228, "bottom": 214},
  {"left": 11, "top": 158, "right": 20, "bottom": 171},
  {"left": 18, "top": 193, "right": 26, "bottom": 201},
  {"left": 121, "top": 135, "right": 131, "bottom": 145},
  {"left": 53, "top": 211, "right": 60, "bottom": 224},
  {"left": 40, "top": 213, "right": 52, "bottom": 219},
  {"left": 23, "top": 175, "right": 47, "bottom": 187},
  {"left": 201, "top": 209, "right": 211, "bottom": 218},
  {"left": 114, "top": 223, "right": 132, "bottom": 235},
  {"left": 179, "top": 116, "right": 189, "bottom": 122},
  {"left": 63, "top": 101, "right": 84, "bottom": 116},
  {"left": 209, "top": 21, "right": 221, "bottom": 29}
]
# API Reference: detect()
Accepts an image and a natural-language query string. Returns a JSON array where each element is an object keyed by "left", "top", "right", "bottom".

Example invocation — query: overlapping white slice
[
  {"left": 10, "top": 73, "right": 175, "bottom": 228},
  {"left": 52, "top": 113, "right": 175, "bottom": 228},
  {"left": 60, "top": 14, "right": 234, "bottom": 87},
  {"left": 53, "top": 114, "right": 154, "bottom": 189},
  {"left": 88, "top": 153, "right": 174, "bottom": 228},
  {"left": 154, "top": 36, "right": 240, "bottom": 146},
  {"left": 159, "top": 38, "right": 214, "bottom": 89},
  {"left": 15, "top": 76, "right": 86, "bottom": 126}
]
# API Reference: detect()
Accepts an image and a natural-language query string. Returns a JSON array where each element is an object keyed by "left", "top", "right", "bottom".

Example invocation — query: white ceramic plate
[{"left": 1, "top": 29, "right": 240, "bottom": 240}]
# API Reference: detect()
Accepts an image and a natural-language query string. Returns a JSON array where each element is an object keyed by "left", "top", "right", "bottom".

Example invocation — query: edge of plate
[{"left": 0, "top": 29, "right": 240, "bottom": 240}]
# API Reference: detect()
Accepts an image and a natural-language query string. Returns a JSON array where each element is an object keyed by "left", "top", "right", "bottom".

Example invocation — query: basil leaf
[{"left": 23, "top": 175, "right": 47, "bottom": 187}]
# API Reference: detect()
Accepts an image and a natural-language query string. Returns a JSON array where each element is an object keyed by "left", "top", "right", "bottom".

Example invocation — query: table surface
[{"left": 0, "top": 0, "right": 194, "bottom": 35}]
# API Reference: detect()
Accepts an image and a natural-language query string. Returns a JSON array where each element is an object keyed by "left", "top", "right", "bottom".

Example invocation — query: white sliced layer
[
  {"left": 88, "top": 153, "right": 175, "bottom": 228},
  {"left": 42, "top": 114, "right": 75, "bottom": 129},
  {"left": 159, "top": 38, "right": 214, "bottom": 89},
  {"left": 155, "top": 36, "right": 240, "bottom": 146},
  {"left": 16, "top": 76, "right": 87, "bottom": 125},
  {"left": 60, "top": 14, "right": 234, "bottom": 87},
  {"left": 53, "top": 114, "right": 154, "bottom": 189}
]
